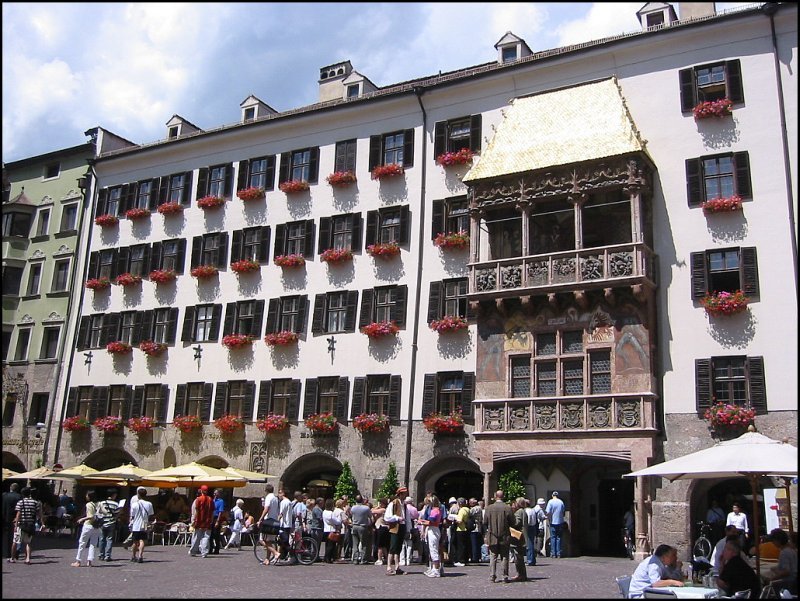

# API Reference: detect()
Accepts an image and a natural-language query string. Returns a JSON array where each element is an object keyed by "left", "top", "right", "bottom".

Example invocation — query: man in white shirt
[
  {"left": 711, "top": 525, "right": 743, "bottom": 576},
  {"left": 628, "top": 544, "right": 685, "bottom": 598},
  {"left": 726, "top": 503, "right": 749, "bottom": 549},
  {"left": 544, "top": 491, "right": 566, "bottom": 558},
  {"left": 128, "top": 487, "right": 154, "bottom": 564}
]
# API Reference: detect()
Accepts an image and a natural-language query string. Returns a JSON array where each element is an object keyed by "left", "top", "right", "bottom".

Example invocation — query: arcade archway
[{"left": 280, "top": 453, "right": 342, "bottom": 501}]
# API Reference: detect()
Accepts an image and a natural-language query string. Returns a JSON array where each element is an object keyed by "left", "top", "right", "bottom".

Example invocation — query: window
[
  {"left": 152, "top": 308, "right": 171, "bottom": 344},
  {"left": 176, "top": 382, "right": 209, "bottom": 419},
  {"left": 2, "top": 329, "right": 11, "bottom": 361},
  {"left": 318, "top": 213, "right": 362, "bottom": 254},
  {"left": 645, "top": 12, "right": 664, "bottom": 27},
  {"left": 26, "top": 264, "right": 42, "bottom": 296},
  {"left": 690, "top": 247, "right": 759, "bottom": 299},
  {"left": 134, "top": 180, "right": 154, "bottom": 210},
  {"left": 150, "top": 238, "right": 186, "bottom": 273},
  {"left": 40, "top": 326, "right": 60, "bottom": 359},
  {"left": 226, "top": 381, "right": 248, "bottom": 417},
  {"left": 28, "top": 392, "right": 49, "bottom": 425},
  {"left": 118, "top": 244, "right": 150, "bottom": 277},
  {"left": 351, "top": 375, "right": 402, "bottom": 420},
  {"left": 368, "top": 130, "right": 414, "bottom": 170},
  {"left": 317, "top": 377, "right": 339, "bottom": 414},
  {"left": 366, "top": 375, "right": 390, "bottom": 415},
  {"left": 278, "top": 147, "right": 320, "bottom": 184},
  {"left": 135, "top": 308, "right": 178, "bottom": 345},
  {"left": 13, "top": 328, "right": 31, "bottom": 361},
  {"left": 2, "top": 211, "right": 32, "bottom": 237},
  {"left": 223, "top": 299, "right": 265, "bottom": 338},
  {"left": 2, "top": 266, "right": 23, "bottom": 296},
  {"left": 214, "top": 380, "right": 255, "bottom": 420},
  {"left": 231, "top": 226, "right": 270, "bottom": 263},
  {"left": 265, "top": 296, "right": 307, "bottom": 336},
  {"left": 77, "top": 387, "right": 92, "bottom": 419},
  {"left": 108, "top": 386, "right": 128, "bottom": 418},
  {"left": 51, "top": 259, "right": 70, "bottom": 292},
  {"left": 60, "top": 203, "right": 78, "bottom": 232},
  {"left": 164, "top": 172, "right": 192, "bottom": 205},
  {"left": 302, "top": 377, "right": 348, "bottom": 421},
  {"left": 589, "top": 351, "right": 612, "bottom": 395},
  {"left": 35, "top": 208, "right": 50, "bottom": 236},
  {"left": 365, "top": 206, "right": 410, "bottom": 247},
  {"left": 581, "top": 191, "right": 631, "bottom": 249},
  {"left": 359, "top": 286, "right": 408, "bottom": 328},
  {"left": 119, "top": 311, "right": 137, "bottom": 344},
  {"left": 679, "top": 59, "right": 744, "bottom": 111},
  {"left": 433, "top": 115, "right": 481, "bottom": 158},
  {"left": 88, "top": 315, "right": 104, "bottom": 349},
  {"left": 3, "top": 393, "right": 16, "bottom": 427},
  {"left": 502, "top": 47, "right": 517, "bottom": 63},
  {"left": 97, "top": 249, "right": 116, "bottom": 280},
  {"left": 427, "top": 279, "right": 469, "bottom": 322},
  {"left": 43, "top": 162, "right": 60, "bottom": 179},
  {"left": 274, "top": 220, "right": 315, "bottom": 258},
  {"left": 346, "top": 84, "right": 359, "bottom": 99},
  {"left": 432, "top": 197, "right": 469, "bottom": 238},
  {"left": 695, "top": 356, "right": 766, "bottom": 414},
  {"left": 168, "top": 126, "right": 179, "bottom": 139},
  {"left": 510, "top": 356, "right": 531, "bottom": 398},
  {"left": 334, "top": 139, "right": 357, "bottom": 173},
  {"left": 270, "top": 380, "right": 294, "bottom": 416},
  {"left": 243, "top": 107, "right": 255, "bottom": 121},
  {"left": 532, "top": 330, "right": 587, "bottom": 397},
  {"left": 182, "top": 304, "right": 222, "bottom": 343},
  {"left": 312, "top": 291, "right": 359, "bottom": 334},
  {"left": 196, "top": 164, "right": 233, "bottom": 200},
  {"left": 106, "top": 186, "right": 122, "bottom": 216},
  {"left": 143, "top": 384, "right": 163, "bottom": 420},
  {"left": 237, "top": 156, "right": 275, "bottom": 192},
  {"left": 686, "top": 152, "right": 751, "bottom": 206},
  {"left": 191, "top": 232, "right": 228, "bottom": 269}
]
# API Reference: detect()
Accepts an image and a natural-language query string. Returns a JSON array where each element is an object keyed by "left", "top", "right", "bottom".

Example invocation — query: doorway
[{"left": 598, "top": 478, "right": 634, "bottom": 556}]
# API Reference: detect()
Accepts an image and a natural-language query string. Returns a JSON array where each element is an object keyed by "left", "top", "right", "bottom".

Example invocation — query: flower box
[
  {"left": 352, "top": 412, "right": 389, "bottom": 433},
  {"left": 190, "top": 265, "right": 219, "bottom": 279},
  {"left": 214, "top": 414, "right": 244, "bottom": 434},
  {"left": 274, "top": 254, "right": 306, "bottom": 268},
  {"left": 433, "top": 231, "right": 470, "bottom": 250},
  {"left": 371, "top": 163, "right": 404, "bottom": 180},
  {"left": 366, "top": 242, "right": 400, "bottom": 259},
  {"left": 125, "top": 207, "right": 151, "bottom": 220},
  {"left": 704, "top": 402, "right": 755, "bottom": 435},
  {"left": 106, "top": 341, "right": 133, "bottom": 355},
  {"left": 701, "top": 195, "right": 743, "bottom": 214},
  {"left": 279, "top": 179, "right": 310, "bottom": 194},
  {"left": 85, "top": 277, "right": 111, "bottom": 290},
  {"left": 702, "top": 290, "right": 748, "bottom": 317},
  {"left": 148, "top": 269, "right": 177, "bottom": 284},
  {"left": 237, "top": 187, "right": 265, "bottom": 202},
  {"left": 63, "top": 416, "right": 90, "bottom": 432},
  {"left": 264, "top": 331, "right": 299, "bottom": 346},
  {"left": 94, "top": 415, "right": 124, "bottom": 434},
  {"left": 423, "top": 412, "right": 465, "bottom": 434},
  {"left": 139, "top": 340, "right": 167, "bottom": 357},
  {"left": 222, "top": 333, "right": 255, "bottom": 349},
  {"left": 127, "top": 416, "right": 155, "bottom": 434},
  {"left": 429, "top": 315, "right": 468, "bottom": 334},
  {"left": 436, "top": 148, "right": 474, "bottom": 166},
  {"left": 94, "top": 214, "right": 119, "bottom": 227},
  {"left": 231, "top": 259, "right": 261, "bottom": 274},
  {"left": 256, "top": 414, "right": 289, "bottom": 434},
  {"left": 197, "top": 195, "right": 225, "bottom": 209},
  {"left": 693, "top": 98, "right": 734, "bottom": 120},
  {"left": 326, "top": 171, "right": 357, "bottom": 187},
  {"left": 361, "top": 321, "right": 400, "bottom": 338},
  {"left": 305, "top": 412, "right": 338, "bottom": 434},
  {"left": 157, "top": 201, "right": 184, "bottom": 215},
  {"left": 115, "top": 272, "right": 142, "bottom": 287},
  {"left": 172, "top": 414, "right": 203, "bottom": 433},
  {"left": 320, "top": 248, "right": 353, "bottom": 264}
]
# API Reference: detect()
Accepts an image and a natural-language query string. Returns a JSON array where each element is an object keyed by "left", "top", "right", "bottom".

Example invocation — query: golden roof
[{"left": 463, "top": 77, "right": 646, "bottom": 183}]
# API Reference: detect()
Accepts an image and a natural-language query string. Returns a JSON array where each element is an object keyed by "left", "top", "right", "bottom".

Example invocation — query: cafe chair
[
  {"left": 732, "top": 590, "right": 751, "bottom": 599},
  {"left": 171, "top": 522, "right": 190, "bottom": 546},
  {"left": 643, "top": 589, "right": 679, "bottom": 598},
  {"left": 616, "top": 575, "right": 633, "bottom": 598},
  {"left": 149, "top": 521, "right": 167, "bottom": 545}
]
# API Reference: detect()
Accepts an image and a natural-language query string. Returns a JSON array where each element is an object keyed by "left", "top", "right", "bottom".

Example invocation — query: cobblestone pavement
[{"left": 3, "top": 536, "right": 635, "bottom": 598}]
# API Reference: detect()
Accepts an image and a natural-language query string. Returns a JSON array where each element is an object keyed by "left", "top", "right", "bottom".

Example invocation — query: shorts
[
  {"left": 388, "top": 524, "right": 405, "bottom": 555},
  {"left": 131, "top": 531, "right": 148, "bottom": 542},
  {"left": 377, "top": 526, "right": 390, "bottom": 549}
]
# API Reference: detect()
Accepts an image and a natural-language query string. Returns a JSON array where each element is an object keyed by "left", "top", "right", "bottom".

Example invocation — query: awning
[{"left": 463, "top": 77, "right": 647, "bottom": 183}]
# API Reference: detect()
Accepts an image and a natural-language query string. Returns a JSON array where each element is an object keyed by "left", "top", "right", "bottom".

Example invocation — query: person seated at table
[
  {"left": 628, "top": 544, "right": 686, "bottom": 598},
  {"left": 165, "top": 492, "right": 190, "bottom": 523},
  {"left": 712, "top": 526, "right": 746, "bottom": 576},
  {"left": 766, "top": 528, "right": 797, "bottom": 595},
  {"left": 749, "top": 536, "right": 780, "bottom": 561},
  {"left": 717, "top": 539, "right": 761, "bottom": 597}
]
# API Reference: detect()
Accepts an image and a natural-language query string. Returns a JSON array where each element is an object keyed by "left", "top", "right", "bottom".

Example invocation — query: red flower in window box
[
  {"left": 264, "top": 331, "right": 299, "bottom": 346},
  {"left": 62, "top": 416, "right": 90, "bottom": 432},
  {"left": 222, "top": 333, "right": 255, "bottom": 349},
  {"left": 702, "top": 290, "right": 749, "bottom": 317},
  {"left": 304, "top": 412, "right": 338, "bottom": 433},
  {"left": 256, "top": 413, "right": 289, "bottom": 434},
  {"left": 274, "top": 254, "right": 306, "bottom": 268},
  {"left": 352, "top": 412, "right": 389, "bottom": 433},
  {"left": 701, "top": 195, "right": 743, "bottom": 214},
  {"left": 106, "top": 341, "right": 133, "bottom": 355},
  {"left": 94, "top": 214, "right": 119, "bottom": 227},
  {"left": 429, "top": 315, "right": 468, "bottom": 334},
  {"left": 423, "top": 411, "right": 465, "bottom": 434},
  {"left": 360, "top": 321, "right": 400, "bottom": 338},
  {"left": 433, "top": 231, "right": 470, "bottom": 249},
  {"left": 85, "top": 277, "right": 111, "bottom": 290},
  {"left": 704, "top": 402, "right": 755, "bottom": 435},
  {"left": 213, "top": 414, "right": 244, "bottom": 434},
  {"left": 237, "top": 186, "right": 265, "bottom": 201},
  {"left": 190, "top": 265, "right": 219, "bottom": 279},
  {"left": 94, "top": 415, "right": 124, "bottom": 433},
  {"left": 693, "top": 98, "right": 734, "bottom": 120},
  {"left": 157, "top": 201, "right": 184, "bottom": 215},
  {"left": 326, "top": 171, "right": 357, "bottom": 187},
  {"left": 371, "top": 163, "right": 404, "bottom": 180},
  {"left": 197, "top": 195, "right": 225, "bottom": 209},
  {"left": 139, "top": 340, "right": 167, "bottom": 357},
  {"left": 436, "top": 148, "right": 474, "bottom": 167},
  {"left": 279, "top": 179, "right": 310, "bottom": 194},
  {"left": 125, "top": 207, "right": 151, "bottom": 220},
  {"left": 115, "top": 272, "right": 142, "bottom": 287},
  {"left": 148, "top": 269, "right": 177, "bottom": 284},
  {"left": 320, "top": 248, "right": 354, "bottom": 264},
  {"left": 172, "top": 414, "right": 203, "bottom": 433},
  {"left": 366, "top": 242, "right": 400, "bottom": 259},
  {"left": 231, "top": 259, "right": 261, "bottom": 274},
  {"left": 127, "top": 416, "right": 155, "bottom": 434}
]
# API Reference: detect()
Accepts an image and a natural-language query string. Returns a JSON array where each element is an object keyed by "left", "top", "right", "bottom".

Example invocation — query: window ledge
[
  {"left": 30, "top": 234, "right": 49, "bottom": 242},
  {"left": 6, "top": 360, "right": 29, "bottom": 366},
  {"left": 54, "top": 230, "right": 77, "bottom": 238},
  {"left": 33, "top": 358, "right": 58, "bottom": 364},
  {"left": 21, "top": 294, "right": 41, "bottom": 301},
  {"left": 46, "top": 291, "right": 69, "bottom": 298}
]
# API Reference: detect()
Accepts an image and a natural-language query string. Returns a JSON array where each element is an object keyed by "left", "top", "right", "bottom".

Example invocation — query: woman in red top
[{"left": 419, "top": 495, "right": 443, "bottom": 578}]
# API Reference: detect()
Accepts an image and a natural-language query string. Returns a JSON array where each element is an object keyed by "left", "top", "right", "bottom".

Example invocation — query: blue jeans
[
  {"left": 99, "top": 525, "right": 115, "bottom": 559},
  {"left": 550, "top": 523, "right": 563, "bottom": 558},
  {"left": 526, "top": 525, "right": 538, "bottom": 564}
]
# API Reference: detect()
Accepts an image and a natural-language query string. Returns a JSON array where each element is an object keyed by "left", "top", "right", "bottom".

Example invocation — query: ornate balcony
[
  {"left": 473, "top": 392, "right": 657, "bottom": 436},
  {"left": 468, "top": 242, "right": 656, "bottom": 300}
]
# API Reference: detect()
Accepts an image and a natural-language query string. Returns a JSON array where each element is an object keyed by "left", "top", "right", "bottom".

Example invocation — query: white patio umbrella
[{"left": 625, "top": 428, "right": 797, "bottom": 575}]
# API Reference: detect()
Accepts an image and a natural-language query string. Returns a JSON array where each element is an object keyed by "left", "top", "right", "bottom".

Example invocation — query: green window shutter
[
  {"left": 695, "top": 358, "right": 713, "bottom": 414},
  {"left": 726, "top": 59, "right": 744, "bottom": 104},
  {"left": 679, "top": 68, "right": 697, "bottom": 112},
  {"left": 690, "top": 252, "right": 708, "bottom": 299},
  {"left": 746, "top": 357, "right": 767, "bottom": 414}
]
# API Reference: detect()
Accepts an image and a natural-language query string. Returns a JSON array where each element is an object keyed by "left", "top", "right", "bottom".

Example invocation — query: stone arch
[
  {"left": 280, "top": 452, "right": 342, "bottom": 500},
  {"left": 196, "top": 455, "right": 229, "bottom": 469},
  {"left": 414, "top": 455, "right": 482, "bottom": 503},
  {"left": 2, "top": 451, "right": 26, "bottom": 472},
  {"left": 82, "top": 447, "right": 137, "bottom": 470}
]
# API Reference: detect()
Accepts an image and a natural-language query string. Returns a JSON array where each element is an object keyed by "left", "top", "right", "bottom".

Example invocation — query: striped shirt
[
  {"left": 99, "top": 499, "right": 119, "bottom": 528},
  {"left": 15, "top": 498, "right": 40, "bottom": 526}
]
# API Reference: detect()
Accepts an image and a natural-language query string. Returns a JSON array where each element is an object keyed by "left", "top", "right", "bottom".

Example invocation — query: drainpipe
[{"left": 404, "top": 87, "right": 428, "bottom": 489}]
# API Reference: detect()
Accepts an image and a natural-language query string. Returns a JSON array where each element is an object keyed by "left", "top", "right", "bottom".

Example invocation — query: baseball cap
[
  {"left": 537, "top": 498, "right": 545, "bottom": 505},
  {"left": 449, "top": 497, "right": 457, "bottom": 505},
  {"left": 200, "top": 485, "right": 209, "bottom": 492},
  {"left": 552, "top": 491, "right": 559, "bottom": 496}
]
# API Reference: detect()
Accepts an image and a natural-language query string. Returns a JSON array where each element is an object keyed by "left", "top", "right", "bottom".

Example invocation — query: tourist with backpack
[{"left": 13, "top": 487, "right": 42, "bottom": 565}]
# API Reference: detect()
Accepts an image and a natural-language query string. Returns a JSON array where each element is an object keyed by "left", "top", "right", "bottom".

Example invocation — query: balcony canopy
[{"left": 463, "top": 77, "right": 647, "bottom": 183}]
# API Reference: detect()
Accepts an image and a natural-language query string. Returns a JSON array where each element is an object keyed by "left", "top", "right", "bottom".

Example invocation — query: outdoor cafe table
[{"left": 646, "top": 585, "right": 720, "bottom": 599}]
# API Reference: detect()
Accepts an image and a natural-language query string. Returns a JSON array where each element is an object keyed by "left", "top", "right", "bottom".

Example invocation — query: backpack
[
  {"left": 89, "top": 502, "right": 105, "bottom": 528},
  {"left": 464, "top": 510, "right": 475, "bottom": 532}
]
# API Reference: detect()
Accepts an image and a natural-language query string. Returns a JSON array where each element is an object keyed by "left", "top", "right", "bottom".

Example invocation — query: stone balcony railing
[
  {"left": 473, "top": 392, "right": 658, "bottom": 435},
  {"left": 468, "top": 242, "right": 656, "bottom": 299}
]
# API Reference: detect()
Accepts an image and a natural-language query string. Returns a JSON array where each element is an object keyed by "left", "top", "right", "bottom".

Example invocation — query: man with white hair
[{"left": 224, "top": 499, "right": 245, "bottom": 549}]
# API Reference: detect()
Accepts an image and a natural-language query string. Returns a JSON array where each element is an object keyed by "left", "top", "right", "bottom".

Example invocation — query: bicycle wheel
[
  {"left": 254, "top": 533, "right": 270, "bottom": 564},
  {"left": 295, "top": 535, "right": 318, "bottom": 565},
  {"left": 692, "top": 536, "right": 712, "bottom": 559}
]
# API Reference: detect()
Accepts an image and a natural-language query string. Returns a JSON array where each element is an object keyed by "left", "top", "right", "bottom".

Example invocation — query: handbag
[
  {"left": 327, "top": 531, "right": 341, "bottom": 542},
  {"left": 509, "top": 527, "right": 522, "bottom": 540},
  {"left": 389, "top": 524, "right": 399, "bottom": 534},
  {"left": 19, "top": 522, "right": 36, "bottom": 536},
  {"left": 260, "top": 517, "right": 281, "bottom": 535}
]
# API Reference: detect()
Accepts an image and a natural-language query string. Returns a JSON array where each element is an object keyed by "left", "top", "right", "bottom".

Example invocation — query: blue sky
[{"left": 1, "top": 2, "right": 753, "bottom": 163}]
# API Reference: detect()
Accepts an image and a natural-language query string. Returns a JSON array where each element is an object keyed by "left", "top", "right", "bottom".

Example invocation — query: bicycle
[
  {"left": 692, "top": 521, "right": 713, "bottom": 559},
  {"left": 254, "top": 527, "right": 318, "bottom": 566},
  {"left": 622, "top": 527, "right": 635, "bottom": 560}
]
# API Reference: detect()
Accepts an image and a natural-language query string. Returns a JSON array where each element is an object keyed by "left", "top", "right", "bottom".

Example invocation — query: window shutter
[
  {"left": 308, "top": 147, "right": 319, "bottom": 184},
  {"left": 66, "top": 388, "right": 78, "bottom": 417},
  {"left": 138, "top": 310, "right": 154, "bottom": 343},
  {"left": 159, "top": 385, "right": 170, "bottom": 423},
  {"left": 368, "top": 135, "right": 381, "bottom": 170},
  {"left": 181, "top": 307, "right": 195, "bottom": 342},
  {"left": 336, "top": 377, "right": 350, "bottom": 423},
  {"left": 130, "top": 386, "right": 145, "bottom": 420},
  {"left": 345, "top": 291, "right": 359, "bottom": 332},
  {"left": 214, "top": 383, "right": 228, "bottom": 419},
  {"left": 181, "top": 171, "right": 193, "bottom": 205},
  {"left": 345, "top": 141, "right": 357, "bottom": 172},
  {"left": 295, "top": 296, "right": 308, "bottom": 335},
  {"left": 216, "top": 232, "right": 228, "bottom": 268},
  {"left": 77, "top": 317, "right": 90, "bottom": 351},
  {"left": 389, "top": 375, "right": 402, "bottom": 421},
  {"left": 157, "top": 177, "right": 168, "bottom": 206},
  {"left": 686, "top": 158, "right": 704, "bottom": 207},
  {"left": 265, "top": 299, "right": 279, "bottom": 335},
  {"left": 365, "top": 210, "right": 378, "bottom": 246},
  {"left": 115, "top": 247, "right": 130, "bottom": 278},
  {"left": 146, "top": 180, "right": 159, "bottom": 211},
  {"left": 318, "top": 217, "right": 332, "bottom": 253},
  {"left": 195, "top": 168, "right": 209, "bottom": 200},
  {"left": 679, "top": 68, "right": 697, "bottom": 112},
  {"left": 695, "top": 358, "right": 713, "bottom": 414},
  {"left": 431, "top": 200, "right": 444, "bottom": 239},
  {"left": 130, "top": 312, "right": 144, "bottom": 345},
  {"left": 222, "top": 303, "right": 236, "bottom": 336},
  {"left": 399, "top": 205, "right": 411, "bottom": 245},
  {"left": 287, "top": 380, "right": 301, "bottom": 421},
  {"left": 150, "top": 242, "right": 163, "bottom": 271},
  {"left": 278, "top": 153, "right": 290, "bottom": 185},
  {"left": 252, "top": 299, "right": 265, "bottom": 338},
  {"left": 427, "top": 281, "right": 443, "bottom": 322},
  {"left": 175, "top": 238, "right": 187, "bottom": 274},
  {"left": 303, "top": 220, "right": 315, "bottom": 258},
  {"left": 231, "top": 230, "right": 243, "bottom": 264},
  {"left": 103, "top": 313, "right": 121, "bottom": 345},
  {"left": 392, "top": 285, "right": 408, "bottom": 327},
  {"left": 257, "top": 381, "right": 272, "bottom": 419},
  {"left": 302, "top": 379, "right": 317, "bottom": 418},
  {"left": 433, "top": 122, "right": 446, "bottom": 159},
  {"left": 122, "top": 184, "right": 136, "bottom": 214},
  {"left": 199, "top": 383, "right": 213, "bottom": 422},
  {"left": 311, "top": 294, "right": 326, "bottom": 334},
  {"left": 402, "top": 129, "right": 415, "bottom": 167},
  {"left": 264, "top": 156, "right": 276, "bottom": 191},
  {"left": 350, "top": 377, "right": 366, "bottom": 420},
  {"left": 237, "top": 159, "right": 249, "bottom": 193},
  {"left": 733, "top": 152, "right": 752, "bottom": 199},
  {"left": 141, "top": 244, "right": 152, "bottom": 275},
  {"left": 422, "top": 374, "right": 437, "bottom": 417},
  {"left": 190, "top": 236, "right": 202, "bottom": 269},
  {"left": 90, "top": 386, "right": 108, "bottom": 420},
  {"left": 224, "top": 163, "right": 234, "bottom": 198},
  {"left": 88, "top": 252, "right": 99, "bottom": 279},
  {"left": 175, "top": 384, "right": 187, "bottom": 417},
  {"left": 166, "top": 307, "right": 179, "bottom": 344},
  {"left": 259, "top": 226, "right": 271, "bottom": 262},
  {"left": 747, "top": 357, "right": 767, "bottom": 414},
  {"left": 470, "top": 114, "right": 482, "bottom": 152},
  {"left": 209, "top": 304, "right": 222, "bottom": 341},
  {"left": 461, "top": 372, "right": 475, "bottom": 419},
  {"left": 121, "top": 386, "right": 133, "bottom": 421},
  {"left": 274, "top": 224, "right": 286, "bottom": 257},
  {"left": 351, "top": 213, "right": 363, "bottom": 252},
  {"left": 690, "top": 252, "right": 708, "bottom": 299},
  {"left": 359, "top": 289, "right": 374, "bottom": 328},
  {"left": 95, "top": 189, "right": 108, "bottom": 217},
  {"left": 243, "top": 381, "right": 256, "bottom": 421},
  {"left": 726, "top": 59, "right": 744, "bottom": 104},
  {"left": 740, "top": 247, "right": 759, "bottom": 296}
]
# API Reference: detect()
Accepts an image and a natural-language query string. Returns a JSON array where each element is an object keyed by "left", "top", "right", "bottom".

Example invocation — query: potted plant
[
  {"left": 429, "top": 315, "right": 468, "bottom": 334},
  {"left": 704, "top": 402, "right": 755, "bottom": 437},
  {"left": 222, "top": 333, "right": 255, "bottom": 349},
  {"left": 125, "top": 207, "right": 151, "bottom": 220},
  {"left": 305, "top": 412, "right": 338, "bottom": 434},
  {"left": 197, "top": 195, "right": 225, "bottom": 209},
  {"left": 366, "top": 242, "right": 400, "bottom": 259},
  {"left": 423, "top": 411, "right": 465, "bottom": 434},
  {"left": 702, "top": 290, "right": 748, "bottom": 316},
  {"left": 62, "top": 416, "right": 90, "bottom": 432},
  {"left": 157, "top": 201, "right": 184, "bottom": 215},
  {"left": 274, "top": 254, "right": 306, "bottom": 268},
  {"left": 231, "top": 259, "right": 261, "bottom": 274},
  {"left": 264, "top": 331, "right": 299, "bottom": 346},
  {"left": 115, "top": 272, "right": 142, "bottom": 287},
  {"left": 433, "top": 231, "right": 470, "bottom": 250},
  {"left": 85, "top": 277, "right": 111, "bottom": 290},
  {"left": 127, "top": 416, "right": 155, "bottom": 435},
  {"left": 701, "top": 195, "right": 743, "bottom": 214},
  {"left": 279, "top": 179, "right": 310, "bottom": 194},
  {"left": 190, "top": 265, "right": 219, "bottom": 279},
  {"left": 360, "top": 321, "right": 400, "bottom": 338},
  {"left": 139, "top": 340, "right": 167, "bottom": 357},
  {"left": 106, "top": 341, "right": 133, "bottom": 355},
  {"left": 94, "top": 415, "right": 124, "bottom": 434},
  {"left": 326, "top": 171, "right": 357, "bottom": 187},
  {"left": 693, "top": 98, "right": 734, "bottom": 120},
  {"left": 172, "top": 414, "right": 203, "bottom": 433},
  {"left": 214, "top": 414, "right": 244, "bottom": 434},
  {"left": 237, "top": 186, "right": 265, "bottom": 201},
  {"left": 371, "top": 163, "right": 404, "bottom": 180},
  {"left": 352, "top": 412, "right": 390, "bottom": 433},
  {"left": 94, "top": 214, "right": 119, "bottom": 227},
  {"left": 256, "top": 413, "right": 290, "bottom": 434},
  {"left": 435, "top": 148, "right": 474, "bottom": 166},
  {"left": 148, "top": 268, "right": 177, "bottom": 284},
  {"left": 320, "top": 248, "right": 354, "bottom": 264}
]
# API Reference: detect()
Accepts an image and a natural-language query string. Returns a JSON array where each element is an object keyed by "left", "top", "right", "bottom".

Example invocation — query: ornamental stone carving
[
  {"left": 617, "top": 400, "right": 640, "bottom": 428},
  {"left": 535, "top": 404, "right": 557, "bottom": 430},
  {"left": 588, "top": 402, "right": 612, "bottom": 428},
  {"left": 500, "top": 264, "right": 522, "bottom": 289},
  {"left": 250, "top": 441, "right": 268, "bottom": 472},
  {"left": 527, "top": 261, "right": 549, "bottom": 286},
  {"left": 553, "top": 258, "right": 575, "bottom": 283},
  {"left": 561, "top": 403, "right": 584, "bottom": 429},
  {"left": 29, "top": 250, "right": 46, "bottom": 261},
  {"left": 53, "top": 244, "right": 73, "bottom": 257},
  {"left": 483, "top": 407, "right": 505, "bottom": 431},
  {"left": 476, "top": 269, "right": 497, "bottom": 292},
  {"left": 581, "top": 255, "right": 603, "bottom": 280},
  {"left": 509, "top": 405, "right": 530, "bottom": 430},
  {"left": 609, "top": 252, "right": 633, "bottom": 277}
]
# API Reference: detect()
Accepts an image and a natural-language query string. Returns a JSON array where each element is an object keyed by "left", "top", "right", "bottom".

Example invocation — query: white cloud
[{"left": 554, "top": 3, "right": 642, "bottom": 47}]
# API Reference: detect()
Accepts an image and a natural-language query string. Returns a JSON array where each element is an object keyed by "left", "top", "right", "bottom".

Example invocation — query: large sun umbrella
[
  {"left": 50, "top": 463, "right": 99, "bottom": 481},
  {"left": 90, "top": 463, "right": 153, "bottom": 481},
  {"left": 221, "top": 466, "right": 276, "bottom": 481},
  {"left": 146, "top": 462, "right": 247, "bottom": 487},
  {"left": 625, "top": 428, "right": 798, "bottom": 575},
  {"left": 2, "top": 467, "right": 20, "bottom": 480},
  {"left": 11, "top": 466, "right": 59, "bottom": 480}
]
